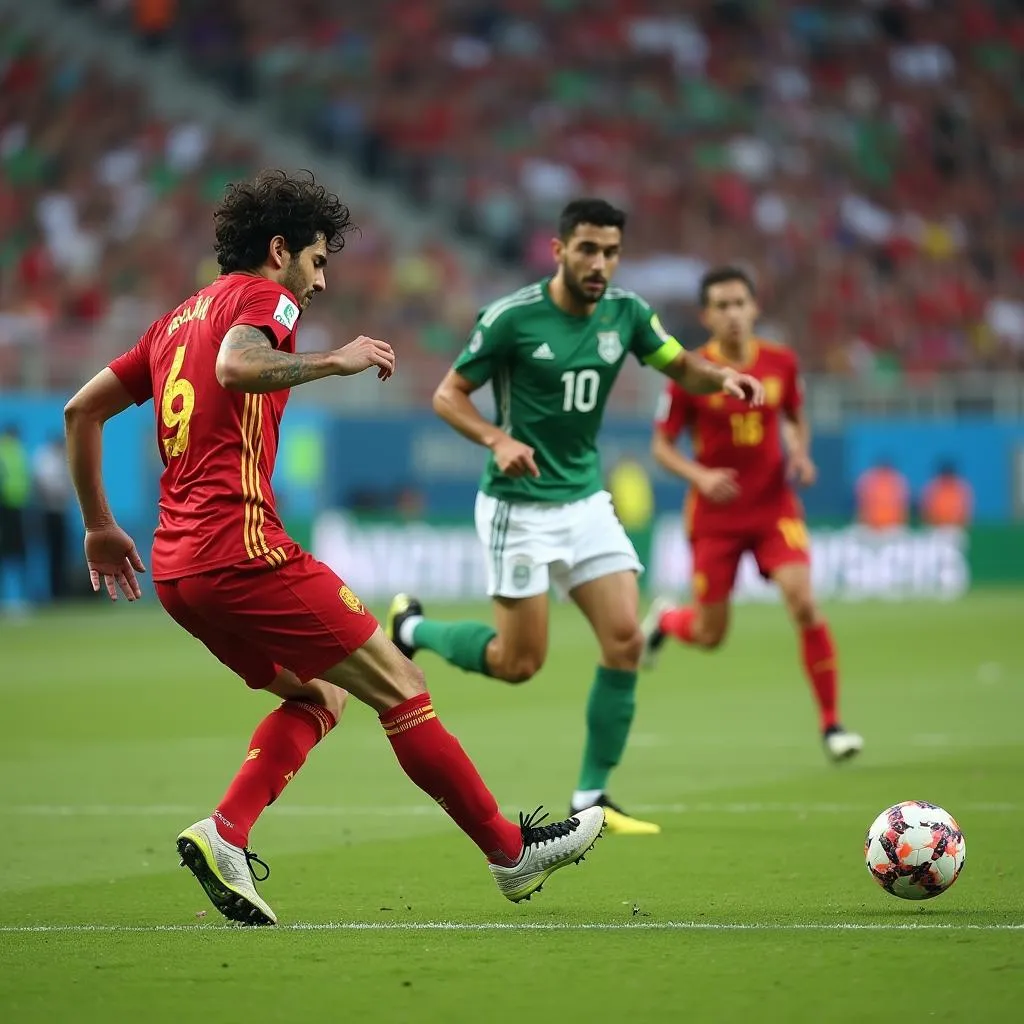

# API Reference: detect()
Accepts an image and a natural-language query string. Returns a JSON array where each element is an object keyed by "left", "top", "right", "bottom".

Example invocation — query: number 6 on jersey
[{"left": 162, "top": 344, "right": 195, "bottom": 458}]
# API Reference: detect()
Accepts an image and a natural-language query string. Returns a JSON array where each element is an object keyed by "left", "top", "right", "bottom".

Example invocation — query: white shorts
[{"left": 474, "top": 490, "right": 643, "bottom": 599}]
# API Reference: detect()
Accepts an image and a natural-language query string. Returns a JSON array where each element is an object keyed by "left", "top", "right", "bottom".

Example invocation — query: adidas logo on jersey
[{"left": 532, "top": 343, "right": 555, "bottom": 360}]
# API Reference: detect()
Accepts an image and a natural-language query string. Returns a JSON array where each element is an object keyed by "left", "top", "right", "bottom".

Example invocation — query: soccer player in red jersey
[
  {"left": 640, "top": 266, "right": 863, "bottom": 762},
  {"left": 62, "top": 170, "right": 604, "bottom": 925}
]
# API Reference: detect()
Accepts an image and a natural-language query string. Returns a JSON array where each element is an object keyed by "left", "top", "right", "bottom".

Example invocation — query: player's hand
[
  {"left": 491, "top": 435, "right": 540, "bottom": 478},
  {"left": 722, "top": 369, "right": 764, "bottom": 406},
  {"left": 84, "top": 524, "right": 146, "bottom": 602},
  {"left": 788, "top": 450, "right": 817, "bottom": 488},
  {"left": 334, "top": 336, "right": 396, "bottom": 381},
  {"left": 696, "top": 467, "right": 740, "bottom": 504}
]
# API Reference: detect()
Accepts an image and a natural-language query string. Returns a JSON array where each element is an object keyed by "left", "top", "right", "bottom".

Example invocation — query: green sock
[
  {"left": 577, "top": 666, "right": 638, "bottom": 792},
  {"left": 412, "top": 619, "right": 496, "bottom": 676}
]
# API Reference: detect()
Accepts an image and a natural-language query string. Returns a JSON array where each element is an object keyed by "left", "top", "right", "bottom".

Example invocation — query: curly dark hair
[{"left": 213, "top": 169, "right": 355, "bottom": 273}]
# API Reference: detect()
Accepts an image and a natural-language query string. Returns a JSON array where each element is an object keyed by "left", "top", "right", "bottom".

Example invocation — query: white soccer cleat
[
  {"left": 824, "top": 727, "right": 864, "bottom": 763},
  {"left": 176, "top": 817, "right": 277, "bottom": 926},
  {"left": 640, "top": 597, "right": 674, "bottom": 670},
  {"left": 489, "top": 806, "right": 605, "bottom": 903}
]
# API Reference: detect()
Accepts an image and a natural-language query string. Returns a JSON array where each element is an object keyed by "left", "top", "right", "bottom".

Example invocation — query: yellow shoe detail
[
  {"left": 602, "top": 806, "right": 661, "bottom": 836},
  {"left": 177, "top": 825, "right": 232, "bottom": 890},
  {"left": 386, "top": 593, "right": 413, "bottom": 641}
]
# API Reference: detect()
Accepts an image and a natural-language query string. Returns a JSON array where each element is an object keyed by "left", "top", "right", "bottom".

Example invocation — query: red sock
[
  {"left": 660, "top": 605, "right": 697, "bottom": 644},
  {"left": 381, "top": 692, "right": 523, "bottom": 866},
  {"left": 801, "top": 621, "right": 839, "bottom": 731},
  {"left": 213, "top": 700, "right": 336, "bottom": 848}
]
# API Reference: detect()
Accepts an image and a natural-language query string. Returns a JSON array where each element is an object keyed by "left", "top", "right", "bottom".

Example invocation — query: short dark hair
[
  {"left": 699, "top": 265, "right": 757, "bottom": 307},
  {"left": 213, "top": 169, "right": 355, "bottom": 273},
  {"left": 558, "top": 198, "right": 627, "bottom": 241}
]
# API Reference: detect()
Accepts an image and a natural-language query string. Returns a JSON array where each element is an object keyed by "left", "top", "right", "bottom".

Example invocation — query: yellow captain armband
[{"left": 643, "top": 336, "right": 683, "bottom": 371}]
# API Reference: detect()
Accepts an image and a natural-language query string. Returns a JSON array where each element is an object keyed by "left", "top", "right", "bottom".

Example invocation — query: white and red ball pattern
[{"left": 864, "top": 801, "right": 966, "bottom": 900}]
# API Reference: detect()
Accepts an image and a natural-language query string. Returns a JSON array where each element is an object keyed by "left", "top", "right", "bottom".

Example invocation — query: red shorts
[
  {"left": 155, "top": 550, "right": 378, "bottom": 690},
  {"left": 690, "top": 516, "right": 810, "bottom": 605}
]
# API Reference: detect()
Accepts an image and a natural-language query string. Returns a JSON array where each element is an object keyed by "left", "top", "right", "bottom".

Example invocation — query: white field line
[
  {"left": 0, "top": 802, "right": 1015, "bottom": 818},
  {"left": 0, "top": 921, "right": 1021, "bottom": 934}
]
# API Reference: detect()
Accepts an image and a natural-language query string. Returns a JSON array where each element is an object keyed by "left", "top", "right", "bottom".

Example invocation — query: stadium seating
[{"left": 3, "top": 1, "right": 1024, "bottom": 389}]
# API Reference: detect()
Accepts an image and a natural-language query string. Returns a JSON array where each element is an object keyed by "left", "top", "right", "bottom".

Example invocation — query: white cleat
[
  {"left": 824, "top": 728, "right": 864, "bottom": 763},
  {"left": 489, "top": 806, "right": 605, "bottom": 903},
  {"left": 176, "top": 817, "right": 277, "bottom": 926},
  {"left": 640, "top": 597, "right": 674, "bottom": 670}
]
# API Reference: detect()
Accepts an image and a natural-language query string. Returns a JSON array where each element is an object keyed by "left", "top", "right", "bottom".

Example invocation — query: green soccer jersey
[{"left": 452, "top": 278, "right": 682, "bottom": 503}]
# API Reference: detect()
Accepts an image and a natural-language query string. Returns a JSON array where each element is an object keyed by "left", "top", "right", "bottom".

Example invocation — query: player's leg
[
  {"left": 388, "top": 493, "right": 553, "bottom": 683},
  {"left": 641, "top": 534, "right": 740, "bottom": 667},
  {"left": 567, "top": 567, "right": 660, "bottom": 835},
  {"left": 756, "top": 519, "right": 863, "bottom": 762},
  {"left": 388, "top": 592, "right": 499, "bottom": 676},
  {"left": 557, "top": 492, "right": 657, "bottom": 833},
  {"left": 210, "top": 671, "right": 347, "bottom": 851},
  {"left": 316, "top": 624, "right": 603, "bottom": 901},
  {"left": 157, "top": 578, "right": 348, "bottom": 925},
  {"left": 389, "top": 592, "right": 550, "bottom": 683},
  {"left": 258, "top": 552, "right": 602, "bottom": 903}
]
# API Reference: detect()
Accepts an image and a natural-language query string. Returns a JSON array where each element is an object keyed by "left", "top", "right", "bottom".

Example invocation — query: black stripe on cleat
[{"left": 175, "top": 837, "right": 275, "bottom": 927}]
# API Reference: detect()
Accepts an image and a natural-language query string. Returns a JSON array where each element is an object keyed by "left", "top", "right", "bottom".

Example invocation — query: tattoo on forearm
[{"left": 221, "top": 326, "right": 332, "bottom": 390}]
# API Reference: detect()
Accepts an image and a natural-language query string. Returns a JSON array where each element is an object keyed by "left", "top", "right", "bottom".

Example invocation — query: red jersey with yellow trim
[
  {"left": 109, "top": 273, "right": 303, "bottom": 581},
  {"left": 654, "top": 338, "right": 802, "bottom": 536}
]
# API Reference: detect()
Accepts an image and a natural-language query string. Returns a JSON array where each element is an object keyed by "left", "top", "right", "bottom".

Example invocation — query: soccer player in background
[
  {"left": 387, "top": 200, "right": 764, "bottom": 835},
  {"left": 62, "top": 170, "right": 605, "bottom": 926},
  {"left": 641, "top": 266, "right": 863, "bottom": 762}
]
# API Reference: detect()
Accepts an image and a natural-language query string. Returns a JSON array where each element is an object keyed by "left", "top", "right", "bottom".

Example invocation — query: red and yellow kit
[
  {"left": 654, "top": 339, "right": 810, "bottom": 603},
  {"left": 110, "top": 273, "right": 375, "bottom": 687}
]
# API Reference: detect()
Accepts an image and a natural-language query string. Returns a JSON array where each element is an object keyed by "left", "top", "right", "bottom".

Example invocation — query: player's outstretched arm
[
  {"left": 216, "top": 325, "right": 396, "bottom": 393},
  {"left": 651, "top": 428, "right": 739, "bottom": 504},
  {"left": 662, "top": 351, "right": 764, "bottom": 404},
  {"left": 64, "top": 369, "right": 146, "bottom": 601},
  {"left": 433, "top": 369, "right": 539, "bottom": 478}
]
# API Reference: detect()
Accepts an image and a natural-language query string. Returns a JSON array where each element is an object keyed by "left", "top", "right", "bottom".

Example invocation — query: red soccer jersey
[
  {"left": 109, "top": 273, "right": 304, "bottom": 581},
  {"left": 654, "top": 338, "right": 803, "bottom": 536}
]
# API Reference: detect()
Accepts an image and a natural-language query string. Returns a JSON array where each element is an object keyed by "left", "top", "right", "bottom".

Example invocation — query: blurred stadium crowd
[{"left": 2, "top": 0, "right": 1024, "bottom": 394}]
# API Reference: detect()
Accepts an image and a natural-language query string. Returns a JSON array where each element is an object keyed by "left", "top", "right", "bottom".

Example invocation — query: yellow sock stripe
[
  {"left": 383, "top": 710, "right": 437, "bottom": 737},
  {"left": 385, "top": 703, "right": 434, "bottom": 728},
  {"left": 291, "top": 701, "right": 336, "bottom": 740}
]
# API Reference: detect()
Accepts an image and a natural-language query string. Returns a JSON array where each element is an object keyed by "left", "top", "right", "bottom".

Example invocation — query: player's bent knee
[
  {"left": 281, "top": 677, "right": 348, "bottom": 723},
  {"left": 601, "top": 626, "right": 644, "bottom": 669},
  {"left": 494, "top": 652, "right": 544, "bottom": 684},
  {"left": 693, "top": 620, "right": 728, "bottom": 649},
  {"left": 319, "top": 684, "right": 348, "bottom": 724}
]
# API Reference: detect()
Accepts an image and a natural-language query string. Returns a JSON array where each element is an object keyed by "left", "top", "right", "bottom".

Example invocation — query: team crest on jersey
[
  {"left": 763, "top": 376, "right": 782, "bottom": 407},
  {"left": 338, "top": 585, "right": 365, "bottom": 614},
  {"left": 273, "top": 294, "right": 300, "bottom": 330},
  {"left": 597, "top": 331, "right": 623, "bottom": 363},
  {"left": 467, "top": 330, "right": 483, "bottom": 354}
]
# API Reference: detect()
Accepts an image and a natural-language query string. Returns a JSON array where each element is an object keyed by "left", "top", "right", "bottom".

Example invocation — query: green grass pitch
[{"left": 1, "top": 591, "right": 1022, "bottom": 1022}]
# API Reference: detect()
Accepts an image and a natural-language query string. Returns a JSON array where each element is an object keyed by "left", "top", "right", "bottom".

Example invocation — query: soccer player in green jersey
[{"left": 387, "top": 199, "right": 763, "bottom": 835}]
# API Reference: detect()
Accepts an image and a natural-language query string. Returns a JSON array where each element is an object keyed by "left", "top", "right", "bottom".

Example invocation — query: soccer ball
[{"left": 864, "top": 801, "right": 966, "bottom": 900}]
